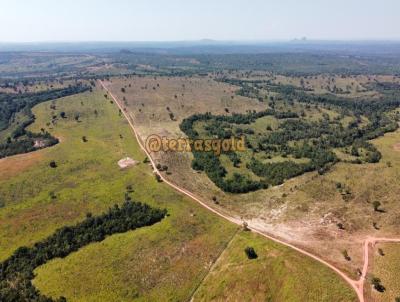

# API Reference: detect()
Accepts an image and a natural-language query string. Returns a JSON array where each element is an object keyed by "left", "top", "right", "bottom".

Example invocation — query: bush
[
  {"left": 245, "top": 247, "right": 258, "bottom": 259},
  {"left": 49, "top": 161, "right": 57, "bottom": 168},
  {"left": 371, "top": 277, "right": 385, "bottom": 292}
]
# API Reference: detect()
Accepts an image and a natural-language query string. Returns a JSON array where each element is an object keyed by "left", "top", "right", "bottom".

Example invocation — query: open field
[
  {"left": 0, "top": 89, "right": 239, "bottom": 300},
  {"left": 367, "top": 243, "right": 400, "bottom": 302},
  {"left": 0, "top": 86, "right": 357, "bottom": 301},
  {"left": 109, "top": 75, "right": 266, "bottom": 137},
  {"left": 0, "top": 79, "right": 72, "bottom": 94},
  {"left": 0, "top": 89, "right": 162, "bottom": 259},
  {"left": 193, "top": 231, "right": 357, "bottom": 302},
  {"left": 225, "top": 72, "right": 400, "bottom": 99},
  {"left": 105, "top": 75, "right": 400, "bottom": 282},
  {"left": 0, "top": 52, "right": 101, "bottom": 78}
]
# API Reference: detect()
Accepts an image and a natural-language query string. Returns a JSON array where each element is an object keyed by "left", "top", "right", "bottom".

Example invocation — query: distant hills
[{"left": 1, "top": 40, "right": 400, "bottom": 55}]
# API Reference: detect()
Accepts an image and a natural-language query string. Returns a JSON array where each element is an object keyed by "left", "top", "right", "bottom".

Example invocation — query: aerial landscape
[{"left": 0, "top": 1, "right": 400, "bottom": 301}]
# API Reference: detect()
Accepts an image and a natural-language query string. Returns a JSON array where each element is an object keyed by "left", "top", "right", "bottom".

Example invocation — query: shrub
[
  {"left": 371, "top": 277, "right": 385, "bottom": 292},
  {"left": 49, "top": 161, "right": 57, "bottom": 168},
  {"left": 245, "top": 247, "right": 258, "bottom": 259}
]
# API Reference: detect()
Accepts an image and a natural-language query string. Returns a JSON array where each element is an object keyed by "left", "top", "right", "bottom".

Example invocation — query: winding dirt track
[{"left": 99, "top": 80, "right": 400, "bottom": 302}]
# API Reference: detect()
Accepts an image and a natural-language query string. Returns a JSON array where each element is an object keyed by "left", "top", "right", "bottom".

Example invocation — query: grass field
[
  {"left": 0, "top": 88, "right": 239, "bottom": 301},
  {"left": 0, "top": 86, "right": 359, "bottom": 301},
  {"left": 0, "top": 80, "right": 70, "bottom": 94},
  {"left": 193, "top": 231, "right": 357, "bottom": 302},
  {"left": 106, "top": 75, "right": 400, "bottom": 279},
  {"left": 369, "top": 243, "right": 400, "bottom": 302},
  {"left": 231, "top": 73, "right": 400, "bottom": 99},
  {"left": 0, "top": 53, "right": 101, "bottom": 78}
]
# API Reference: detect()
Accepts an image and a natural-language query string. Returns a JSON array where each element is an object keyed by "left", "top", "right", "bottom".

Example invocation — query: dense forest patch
[{"left": 180, "top": 79, "right": 399, "bottom": 193}]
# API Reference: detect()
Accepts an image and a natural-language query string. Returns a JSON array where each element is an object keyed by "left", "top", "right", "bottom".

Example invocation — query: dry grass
[
  {"left": 193, "top": 231, "right": 357, "bottom": 302},
  {"left": 108, "top": 76, "right": 266, "bottom": 137},
  {"left": 0, "top": 149, "right": 48, "bottom": 181},
  {"left": 227, "top": 72, "right": 400, "bottom": 99},
  {"left": 368, "top": 243, "right": 400, "bottom": 302},
  {"left": 0, "top": 80, "right": 361, "bottom": 301},
  {"left": 105, "top": 75, "right": 400, "bottom": 280},
  {"left": 0, "top": 88, "right": 239, "bottom": 301}
]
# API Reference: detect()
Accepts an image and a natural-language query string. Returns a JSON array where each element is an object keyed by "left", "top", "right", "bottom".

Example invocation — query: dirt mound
[{"left": 118, "top": 157, "right": 139, "bottom": 169}]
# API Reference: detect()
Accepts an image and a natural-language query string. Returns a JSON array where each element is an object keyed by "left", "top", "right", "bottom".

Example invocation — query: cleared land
[
  {"left": 106, "top": 75, "right": 400, "bottom": 281},
  {"left": 367, "top": 243, "right": 400, "bottom": 302},
  {"left": 0, "top": 88, "right": 355, "bottom": 301},
  {"left": 193, "top": 231, "right": 357, "bottom": 302},
  {"left": 0, "top": 89, "right": 238, "bottom": 300}
]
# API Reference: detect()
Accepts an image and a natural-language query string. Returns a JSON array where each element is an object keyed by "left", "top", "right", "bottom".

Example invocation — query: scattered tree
[
  {"left": 371, "top": 277, "right": 385, "bottom": 292},
  {"left": 245, "top": 247, "right": 258, "bottom": 259},
  {"left": 49, "top": 161, "right": 57, "bottom": 168}
]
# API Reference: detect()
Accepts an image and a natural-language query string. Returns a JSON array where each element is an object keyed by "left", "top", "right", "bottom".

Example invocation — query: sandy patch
[
  {"left": 394, "top": 143, "right": 400, "bottom": 152},
  {"left": 118, "top": 157, "right": 139, "bottom": 169},
  {"left": 34, "top": 139, "right": 46, "bottom": 148}
]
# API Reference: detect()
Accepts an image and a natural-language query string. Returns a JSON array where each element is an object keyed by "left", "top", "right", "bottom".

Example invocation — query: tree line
[
  {"left": 180, "top": 83, "right": 397, "bottom": 192},
  {"left": 0, "top": 201, "right": 167, "bottom": 301},
  {"left": 0, "top": 85, "right": 89, "bottom": 159},
  {"left": 180, "top": 109, "right": 303, "bottom": 193}
]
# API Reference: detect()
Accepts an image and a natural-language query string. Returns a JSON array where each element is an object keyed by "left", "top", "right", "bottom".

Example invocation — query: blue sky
[{"left": 0, "top": 0, "right": 399, "bottom": 42}]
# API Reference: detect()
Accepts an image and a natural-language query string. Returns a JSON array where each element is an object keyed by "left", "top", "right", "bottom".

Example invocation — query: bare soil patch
[{"left": 118, "top": 157, "right": 139, "bottom": 169}]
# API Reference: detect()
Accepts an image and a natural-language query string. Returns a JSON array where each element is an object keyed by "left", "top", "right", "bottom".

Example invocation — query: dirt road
[{"left": 99, "top": 80, "right": 400, "bottom": 302}]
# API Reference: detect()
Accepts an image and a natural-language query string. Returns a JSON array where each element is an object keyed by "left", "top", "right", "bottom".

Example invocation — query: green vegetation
[
  {"left": 0, "top": 85, "right": 89, "bottom": 158},
  {"left": 371, "top": 277, "right": 386, "bottom": 292},
  {"left": 179, "top": 76, "right": 399, "bottom": 193},
  {"left": 244, "top": 246, "right": 258, "bottom": 259},
  {"left": 0, "top": 90, "right": 238, "bottom": 301},
  {"left": 0, "top": 201, "right": 166, "bottom": 301},
  {"left": 193, "top": 231, "right": 357, "bottom": 302},
  {"left": 180, "top": 110, "right": 302, "bottom": 193},
  {"left": 3, "top": 49, "right": 400, "bottom": 301},
  {"left": 371, "top": 244, "right": 400, "bottom": 302}
]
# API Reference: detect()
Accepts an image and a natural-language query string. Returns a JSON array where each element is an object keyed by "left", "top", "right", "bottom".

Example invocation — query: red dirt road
[{"left": 99, "top": 80, "right": 400, "bottom": 302}]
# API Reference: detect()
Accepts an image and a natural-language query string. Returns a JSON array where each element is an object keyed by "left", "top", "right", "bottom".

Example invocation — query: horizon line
[{"left": 2, "top": 38, "right": 400, "bottom": 44}]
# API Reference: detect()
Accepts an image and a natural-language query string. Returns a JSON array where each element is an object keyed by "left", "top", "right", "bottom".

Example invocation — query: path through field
[{"left": 99, "top": 80, "right": 400, "bottom": 302}]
